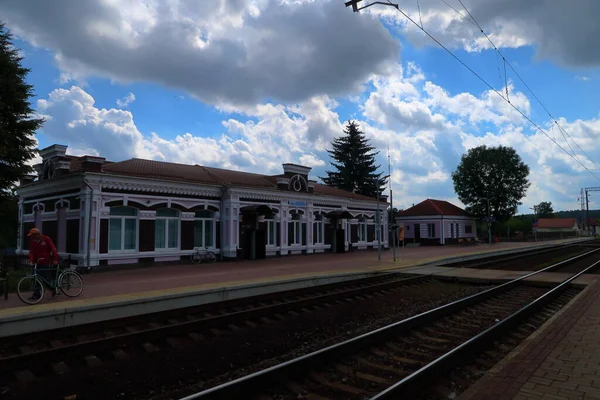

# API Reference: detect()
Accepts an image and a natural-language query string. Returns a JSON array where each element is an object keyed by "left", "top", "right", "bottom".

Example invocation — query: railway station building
[{"left": 16, "top": 144, "right": 389, "bottom": 267}]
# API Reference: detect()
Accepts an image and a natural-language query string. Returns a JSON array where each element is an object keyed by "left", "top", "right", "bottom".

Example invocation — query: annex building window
[
  {"left": 109, "top": 206, "right": 137, "bottom": 251},
  {"left": 194, "top": 210, "right": 215, "bottom": 248},
  {"left": 465, "top": 225, "right": 473, "bottom": 234},
  {"left": 427, "top": 223, "right": 435, "bottom": 237},
  {"left": 155, "top": 208, "right": 179, "bottom": 249}
]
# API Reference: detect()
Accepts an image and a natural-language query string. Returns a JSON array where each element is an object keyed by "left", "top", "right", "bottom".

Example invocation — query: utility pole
[
  {"left": 486, "top": 198, "right": 491, "bottom": 247},
  {"left": 586, "top": 190, "right": 590, "bottom": 235},
  {"left": 388, "top": 145, "right": 396, "bottom": 262}
]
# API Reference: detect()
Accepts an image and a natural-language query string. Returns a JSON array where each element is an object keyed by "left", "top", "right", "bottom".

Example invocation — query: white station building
[{"left": 16, "top": 144, "right": 390, "bottom": 267}]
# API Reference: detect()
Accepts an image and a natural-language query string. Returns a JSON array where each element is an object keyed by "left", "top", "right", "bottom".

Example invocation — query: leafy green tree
[
  {"left": 0, "top": 22, "right": 43, "bottom": 196},
  {"left": 534, "top": 201, "right": 554, "bottom": 218},
  {"left": 321, "top": 121, "right": 386, "bottom": 198},
  {"left": 452, "top": 145, "right": 530, "bottom": 222}
]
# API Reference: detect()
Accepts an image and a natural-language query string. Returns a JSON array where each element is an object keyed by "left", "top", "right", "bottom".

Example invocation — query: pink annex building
[
  {"left": 395, "top": 199, "right": 477, "bottom": 245},
  {"left": 16, "top": 144, "right": 390, "bottom": 267}
]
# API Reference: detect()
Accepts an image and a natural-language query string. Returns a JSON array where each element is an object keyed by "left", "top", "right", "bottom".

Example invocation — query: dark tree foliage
[
  {"left": 0, "top": 22, "right": 43, "bottom": 195},
  {"left": 535, "top": 201, "right": 554, "bottom": 218},
  {"left": 452, "top": 145, "right": 530, "bottom": 222},
  {"left": 320, "top": 121, "right": 386, "bottom": 198},
  {"left": 0, "top": 191, "right": 17, "bottom": 249}
]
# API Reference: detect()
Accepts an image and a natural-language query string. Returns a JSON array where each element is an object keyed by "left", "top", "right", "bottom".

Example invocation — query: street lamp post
[{"left": 530, "top": 206, "right": 537, "bottom": 242}]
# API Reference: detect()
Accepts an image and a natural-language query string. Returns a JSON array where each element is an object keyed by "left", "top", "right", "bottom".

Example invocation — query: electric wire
[{"left": 380, "top": 0, "right": 600, "bottom": 182}]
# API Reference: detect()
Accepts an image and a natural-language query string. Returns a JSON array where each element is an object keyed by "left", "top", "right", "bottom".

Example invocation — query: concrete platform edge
[{"left": 0, "top": 269, "right": 385, "bottom": 338}]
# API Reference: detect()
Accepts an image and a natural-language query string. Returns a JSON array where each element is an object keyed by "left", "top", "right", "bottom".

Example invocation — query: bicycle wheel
[
  {"left": 17, "top": 276, "right": 45, "bottom": 305},
  {"left": 59, "top": 271, "right": 84, "bottom": 297},
  {"left": 206, "top": 252, "right": 217, "bottom": 263},
  {"left": 190, "top": 252, "right": 202, "bottom": 264}
]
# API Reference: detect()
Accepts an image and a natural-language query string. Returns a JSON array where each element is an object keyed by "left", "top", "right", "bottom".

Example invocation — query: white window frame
[
  {"left": 155, "top": 208, "right": 180, "bottom": 250},
  {"left": 291, "top": 213, "right": 302, "bottom": 245},
  {"left": 314, "top": 215, "right": 324, "bottom": 244},
  {"left": 194, "top": 210, "right": 216, "bottom": 249},
  {"left": 266, "top": 219, "right": 277, "bottom": 246},
  {"left": 427, "top": 223, "right": 435, "bottom": 238},
  {"left": 358, "top": 217, "right": 367, "bottom": 242},
  {"left": 108, "top": 206, "right": 138, "bottom": 253}
]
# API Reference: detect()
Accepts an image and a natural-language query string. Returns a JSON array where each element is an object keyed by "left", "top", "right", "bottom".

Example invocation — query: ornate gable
[{"left": 276, "top": 163, "right": 314, "bottom": 194}]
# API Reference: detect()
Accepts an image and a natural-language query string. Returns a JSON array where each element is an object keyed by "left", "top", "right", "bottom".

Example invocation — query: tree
[
  {"left": 0, "top": 22, "right": 43, "bottom": 196},
  {"left": 535, "top": 201, "right": 554, "bottom": 218},
  {"left": 320, "top": 121, "right": 386, "bottom": 198},
  {"left": 0, "top": 190, "right": 18, "bottom": 249},
  {"left": 452, "top": 145, "right": 530, "bottom": 222}
]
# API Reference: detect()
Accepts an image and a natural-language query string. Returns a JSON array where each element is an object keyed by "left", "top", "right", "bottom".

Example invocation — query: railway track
[
  {"left": 440, "top": 240, "right": 597, "bottom": 270},
  {"left": 180, "top": 248, "right": 600, "bottom": 400}
]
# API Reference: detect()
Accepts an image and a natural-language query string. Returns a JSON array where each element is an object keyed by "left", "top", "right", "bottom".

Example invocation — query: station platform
[
  {"left": 460, "top": 278, "right": 600, "bottom": 400},
  {"left": 0, "top": 237, "right": 591, "bottom": 337}
]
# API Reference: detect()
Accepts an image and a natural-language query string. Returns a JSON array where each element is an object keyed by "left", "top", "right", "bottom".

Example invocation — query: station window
[
  {"left": 291, "top": 213, "right": 302, "bottom": 245},
  {"left": 314, "top": 214, "right": 324, "bottom": 244},
  {"left": 194, "top": 210, "right": 215, "bottom": 248},
  {"left": 465, "top": 225, "right": 473, "bottom": 234},
  {"left": 358, "top": 217, "right": 367, "bottom": 241},
  {"left": 109, "top": 206, "right": 138, "bottom": 251},
  {"left": 155, "top": 208, "right": 180, "bottom": 249},
  {"left": 266, "top": 219, "right": 276, "bottom": 246}
]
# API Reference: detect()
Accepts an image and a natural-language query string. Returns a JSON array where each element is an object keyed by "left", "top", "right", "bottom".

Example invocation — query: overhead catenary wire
[
  {"left": 380, "top": 0, "right": 600, "bottom": 183},
  {"left": 450, "top": 0, "right": 600, "bottom": 173}
]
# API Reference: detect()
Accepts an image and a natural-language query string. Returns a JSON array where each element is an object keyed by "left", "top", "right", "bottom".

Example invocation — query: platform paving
[
  {"left": 1, "top": 238, "right": 587, "bottom": 314},
  {"left": 459, "top": 278, "right": 600, "bottom": 400}
]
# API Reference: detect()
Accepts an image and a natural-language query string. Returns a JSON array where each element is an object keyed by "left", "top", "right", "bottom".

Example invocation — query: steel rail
[
  {"left": 371, "top": 258, "right": 600, "bottom": 399},
  {"left": 179, "top": 247, "right": 600, "bottom": 400},
  {"left": 0, "top": 274, "right": 430, "bottom": 373}
]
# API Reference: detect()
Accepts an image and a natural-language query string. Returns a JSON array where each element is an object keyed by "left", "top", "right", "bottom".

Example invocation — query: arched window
[
  {"left": 155, "top": 208, "right": 180, "bottom": 249},
  {"left": 290, "top": 212, "right": 302, "bottom": 245},
  {"left": 194, "top": 210, "right": 215, "bottom": 248},
  {"left": 265, "top": 216, "right": 277, "bottom": 246},
  {"left": 358, "top": 217, "right": 367, "bottom": 242},
  {"left": 109, "top": 206, "right": 138, "bottom": 251},
  {"left": 314, "top": 214, "right": 324, "bottom": 244}
]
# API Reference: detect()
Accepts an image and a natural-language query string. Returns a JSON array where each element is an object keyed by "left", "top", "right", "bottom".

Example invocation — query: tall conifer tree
[
  {"left": 320, "top": 121, "right": 386, "bottom": 197},
  {"left": 0, "top": 22, "right": 43, "bottom": 196}
]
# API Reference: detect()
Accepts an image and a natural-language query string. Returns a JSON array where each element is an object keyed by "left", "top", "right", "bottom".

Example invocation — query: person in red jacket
[{"left": 27, "top": 228, "right": 59, "bottom": 299}]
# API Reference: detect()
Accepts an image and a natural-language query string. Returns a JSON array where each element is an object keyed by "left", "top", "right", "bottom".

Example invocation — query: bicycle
[
  {"left": 17, "top": 258, "right": 84, "bottom": 305},
  {"left": 190, "top": 246, "right": 217, "bottom": 264}
]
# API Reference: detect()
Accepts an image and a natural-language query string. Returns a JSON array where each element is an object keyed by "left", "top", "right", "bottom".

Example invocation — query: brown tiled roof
[
  {"left": 96, "top": 157, "right": 384, "bottom": 203},
  {"left": 534, "top": 218, "right": 578, "bottom": 228},
  {"left": 588, "top": 218, "right": 599, "bottom": 226},
  {"left": 103, "top": 159, "right": 221, "bottom": 185},
  {"left": 397, "top": 199, "right": 470, "bottom": 217}
]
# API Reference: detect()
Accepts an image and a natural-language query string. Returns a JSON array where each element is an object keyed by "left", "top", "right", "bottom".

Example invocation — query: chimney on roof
[
  {"left": 81, "top": 155, "right": 106, "bottom": 172},
  {"left": 37, "top": 144, "right": 71, "bottom": 180},
  {"left": 19, "top": 174, "right": 37, "bottom": 186}
]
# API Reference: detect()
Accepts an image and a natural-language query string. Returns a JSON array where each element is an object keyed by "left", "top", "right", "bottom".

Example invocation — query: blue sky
[{"left": 3, "top": 0, "right": 600, "bottom": 214}]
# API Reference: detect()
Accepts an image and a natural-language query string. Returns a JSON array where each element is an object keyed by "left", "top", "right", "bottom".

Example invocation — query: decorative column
[
  {"left": 280, "top": 204, "right": 289, "bottom": 255},
  {"left": 221, "top": 192, "right": 240, "bottom": 259},
  {"left": 306, "top": 203, "right": 314, "bottom": 253}
]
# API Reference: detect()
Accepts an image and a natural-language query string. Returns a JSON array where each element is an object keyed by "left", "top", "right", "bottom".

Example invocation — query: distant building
[
  {"left": 395, "top": 199, "right": 477, "bottom": 245},
  {"left": 532, "top": 218, "right": 581, "bottom": 236},
  {"left": 16, "top": 144, "right": 389, "bottom": 267},
  {"left": 587, "top": 218, "right": 599, "bottom": 235}
]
